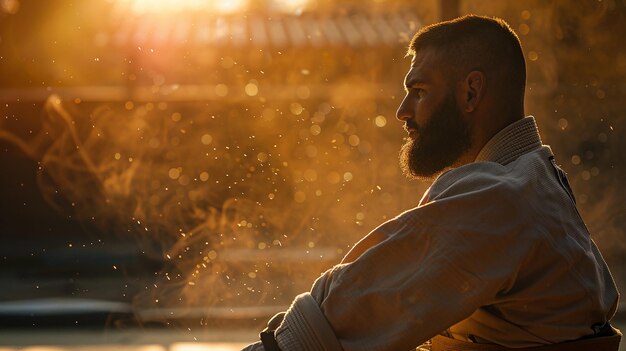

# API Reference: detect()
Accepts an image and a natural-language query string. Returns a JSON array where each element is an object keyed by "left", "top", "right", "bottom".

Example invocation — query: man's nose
[{"left": 396, "top": 95, "right": 413, "bottom": 122}]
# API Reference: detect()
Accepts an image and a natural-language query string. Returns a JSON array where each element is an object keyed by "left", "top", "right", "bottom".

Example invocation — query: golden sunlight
[
  {"left": 0, "top": 0, "right": 624, "bottom": 348},
  {"left": 118, "top": 0, "right": 248, "bottom": 15},
  {"left": 270, "top": 0, "right": 310, "bottom": 13}
]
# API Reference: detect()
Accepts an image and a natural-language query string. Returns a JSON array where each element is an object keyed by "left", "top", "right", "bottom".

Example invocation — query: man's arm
[{"left": 248, "top": 169, "right": 529, "bottom": 350}]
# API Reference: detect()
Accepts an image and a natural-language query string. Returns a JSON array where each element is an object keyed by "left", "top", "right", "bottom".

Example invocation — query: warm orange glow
[
  {"left": 270, "top": 0, "right": 310, "bottom": 14},
  {"left": 170, "top": 342, "right": 249, "bottom": 351},
  {"left": 0, "top": 0, "right": 20, "bottom": 14},
  {"left": 0, "top": 0, "right": 623, "bottom": 335},
  {"left": 118, "top": 0, "right": 248, "bottom": 15},
  {"left": 212, "top": 0, "right": 248, "bottom": 14}
]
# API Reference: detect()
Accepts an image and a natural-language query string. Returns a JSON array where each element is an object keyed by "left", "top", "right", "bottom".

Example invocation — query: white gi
[{"left": 244, "top": 116, "right": 619, "bottom": 351}]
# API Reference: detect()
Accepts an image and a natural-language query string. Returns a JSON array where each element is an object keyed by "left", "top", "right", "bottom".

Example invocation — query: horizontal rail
[{"left": 0, "top": 84, "right": 399, "bottom": 103}]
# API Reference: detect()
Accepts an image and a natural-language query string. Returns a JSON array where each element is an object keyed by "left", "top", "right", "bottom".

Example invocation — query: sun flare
[{"left": 118, "top": 0, "right": 248, "bottom": 15}]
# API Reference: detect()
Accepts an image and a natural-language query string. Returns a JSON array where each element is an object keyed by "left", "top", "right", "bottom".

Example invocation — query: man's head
[{"left": 397, "top": 15, "right": 526, "bottom": 179}]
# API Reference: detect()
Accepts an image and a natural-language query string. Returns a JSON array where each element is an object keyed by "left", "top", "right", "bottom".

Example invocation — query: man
[{"left": 243, "top": 15, "right": 620, "bottom": 350}]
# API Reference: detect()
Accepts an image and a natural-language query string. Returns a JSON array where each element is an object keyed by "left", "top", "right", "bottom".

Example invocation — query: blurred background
[{"left": 0, "top": 0, "right": 624, "bottom": 350}]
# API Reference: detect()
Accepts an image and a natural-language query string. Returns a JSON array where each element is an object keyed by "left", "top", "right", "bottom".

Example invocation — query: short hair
[{"left": 408, "top": 15, "right": 526, "bottom": 108}]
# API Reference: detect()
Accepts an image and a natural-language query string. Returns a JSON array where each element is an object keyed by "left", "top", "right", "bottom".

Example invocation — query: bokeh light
[
  {"left": 0, "top": 0, "right": 624, "bottom": 347},
  {"left": 118, "top": 0, "right": 248, "bottom": 15}
]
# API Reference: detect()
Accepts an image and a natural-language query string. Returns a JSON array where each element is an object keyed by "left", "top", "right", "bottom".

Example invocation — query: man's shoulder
[
  {"left": 427, "top": 162, "right": 517, "bottom": 202},
  {"left": 426, "top": 147, "right": 552, "bottom": 203}
]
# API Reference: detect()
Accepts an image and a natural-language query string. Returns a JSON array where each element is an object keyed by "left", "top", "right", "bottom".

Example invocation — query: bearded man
[{"left": 243, "top": 15, "right": 620, "bottom": 351}]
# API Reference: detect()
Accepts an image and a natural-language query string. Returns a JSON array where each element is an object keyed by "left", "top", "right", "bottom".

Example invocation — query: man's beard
[{"left": 399, "top": 92, "right": 472, "bottom": 179}]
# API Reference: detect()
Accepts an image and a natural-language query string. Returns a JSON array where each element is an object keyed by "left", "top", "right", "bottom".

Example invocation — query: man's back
[
  {"left": 251, "top": 117, "right": 618, "bottom": 350},
  {"left": 426, "top": 117, "right": 620, "bottom": 346}
]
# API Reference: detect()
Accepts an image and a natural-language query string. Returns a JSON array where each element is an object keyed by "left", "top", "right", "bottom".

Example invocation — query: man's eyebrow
[{"left": 404, "top": 77, "right": 426, "bottom": 89}]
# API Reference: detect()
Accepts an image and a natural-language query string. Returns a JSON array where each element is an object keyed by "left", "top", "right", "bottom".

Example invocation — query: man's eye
[{"left": 404, "top": 87, "right": 425, "bottom": 96}]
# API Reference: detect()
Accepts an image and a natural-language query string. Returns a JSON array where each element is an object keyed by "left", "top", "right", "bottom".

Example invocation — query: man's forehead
[
  {"left": 404, "top": 65, "right": 424, "bottom": 85},
  {"left": 410, "top": 52, "right": 426, "bottom": 63},
  {"left": 406, "top": 53, "right": 433, "bottom": 82},
  {"left": 410, "top": 48, "right": 438, "bottom": 68},
  {"left": 405, "top": 49, "right": 448, "bottom": 84}
]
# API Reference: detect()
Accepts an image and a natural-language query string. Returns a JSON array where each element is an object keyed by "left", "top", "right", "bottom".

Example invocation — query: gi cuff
[{"left": 275, "top": 293, "right": 343, "bottom": 351}]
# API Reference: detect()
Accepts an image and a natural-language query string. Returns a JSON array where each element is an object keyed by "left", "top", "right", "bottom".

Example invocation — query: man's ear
[{"left": 463, "top": 71, "right": 485, "bottom": 113}]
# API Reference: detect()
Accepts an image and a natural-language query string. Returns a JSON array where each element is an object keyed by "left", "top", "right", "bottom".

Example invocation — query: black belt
[{"left": 260, "top": 327, "right": 281, "bottom": 351}]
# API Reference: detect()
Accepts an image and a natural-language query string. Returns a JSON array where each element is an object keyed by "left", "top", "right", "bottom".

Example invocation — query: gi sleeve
[{"left": 273, "top": 167, "right": 534, "bottom": 350}]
